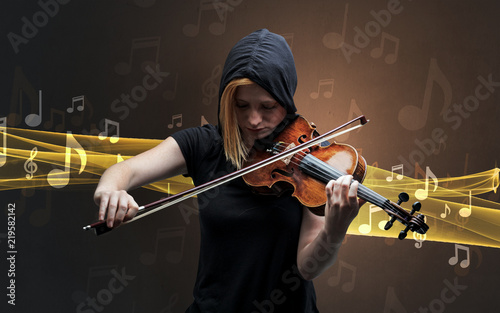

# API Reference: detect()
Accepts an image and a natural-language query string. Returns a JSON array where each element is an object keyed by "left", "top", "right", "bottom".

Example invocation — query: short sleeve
[{"left": 170, "top": 125, "right": 224, "bottom": 185}]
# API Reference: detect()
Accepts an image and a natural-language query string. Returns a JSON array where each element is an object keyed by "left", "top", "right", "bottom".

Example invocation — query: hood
[{"left": 218, "top": 29, "right": 298, "bottom": 115}]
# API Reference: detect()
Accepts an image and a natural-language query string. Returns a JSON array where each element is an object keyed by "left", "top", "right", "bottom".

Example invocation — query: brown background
[{"left": 1, "top": 0, "right": 499, "bottom": 312}]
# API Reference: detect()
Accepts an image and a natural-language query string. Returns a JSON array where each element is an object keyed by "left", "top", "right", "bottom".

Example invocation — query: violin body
[
  {"left": 243, "top": 116, "right": 366, "bottom": 215},
  {"left": 243, "top": 115, "right": 429, "bottom": 239}
]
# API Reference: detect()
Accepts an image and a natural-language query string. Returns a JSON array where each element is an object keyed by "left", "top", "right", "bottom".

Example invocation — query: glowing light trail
[{"left": 1, "top": 127, "right": 499, "bottom": 248}]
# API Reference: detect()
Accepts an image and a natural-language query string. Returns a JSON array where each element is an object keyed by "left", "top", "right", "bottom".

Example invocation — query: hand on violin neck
[{"left": 323, "top": 175, "right": 364, "bottom": 241}]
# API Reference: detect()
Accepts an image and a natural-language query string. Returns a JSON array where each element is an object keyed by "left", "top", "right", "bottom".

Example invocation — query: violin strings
[
  {"left": 272, "top": 142, "right": 392, "bottom": 211},
  {"left": 271, "top": 142, "right": 415, "bottom": 227}
]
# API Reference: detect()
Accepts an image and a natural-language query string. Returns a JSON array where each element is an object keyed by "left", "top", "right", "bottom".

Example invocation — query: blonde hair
[{"left": 219, "top": 78, "right": 255, "bottom": 169}]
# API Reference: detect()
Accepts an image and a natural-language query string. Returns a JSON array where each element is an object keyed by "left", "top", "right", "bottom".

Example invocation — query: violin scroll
[
  {"left": 384, "top": 192, "right": 409, "bottom": 231},
  {"left": 385, "top": 192, "right": 429, "bottom": 240}
]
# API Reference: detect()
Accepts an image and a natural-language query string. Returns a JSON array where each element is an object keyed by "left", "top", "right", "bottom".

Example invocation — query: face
[{"left": 234, "top": 84, "right": 287, "bottom": 147}]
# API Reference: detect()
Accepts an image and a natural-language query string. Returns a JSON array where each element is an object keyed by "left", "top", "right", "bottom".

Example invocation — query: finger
[
  {"left": 348, "top": 180, "right": 360, "bottom": 208},
  {"left": 337, "top": 175, "right": 352, "bottom": 199},
  {"left": 113, "top": 191, "right": 131, "bottom": 227},
  {"left": 358, "top": 198, "right": 367, "bottom": 208},
  {"left": 331, "top": 177, "right": 343, "bottom": 202},
  {"left": 124, "top": 196, "right": 139, "bottom": 221},
  {"left": 98, "top": 192, "right": 110, "bottom": 221},
  {"left": 325, "top": 179, "right": 335, "bottom": 197},
  {"left": 106, "top": 192, "right": 119, "bottom": 228}
]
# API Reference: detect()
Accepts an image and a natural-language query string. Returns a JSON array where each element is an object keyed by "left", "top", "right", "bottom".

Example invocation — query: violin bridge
[{"left": 280, "top": 142, "right": 296, "bottom": 165}]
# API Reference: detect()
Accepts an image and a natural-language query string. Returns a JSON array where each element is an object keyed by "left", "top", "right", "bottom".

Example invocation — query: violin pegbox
[{"left": 385, "top": 192, "right": 429, "bottom": 240}]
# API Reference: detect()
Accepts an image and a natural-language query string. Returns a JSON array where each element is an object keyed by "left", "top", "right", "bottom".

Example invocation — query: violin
[
  {"left": 243, "top": 115, "right": 428, "bottom": 239},
  {"left": 84, "top": 115, "right": 429, "bottom": 239}
]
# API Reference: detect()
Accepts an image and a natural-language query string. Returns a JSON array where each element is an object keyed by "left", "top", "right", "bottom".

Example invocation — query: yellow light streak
[{"left": 1, "top": 127, "right": 499, "bottom": 248}]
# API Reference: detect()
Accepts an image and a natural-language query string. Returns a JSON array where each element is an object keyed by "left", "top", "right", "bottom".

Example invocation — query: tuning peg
[
  {"left": 410, "top": 202, "right": 421, "bottom": 215},
  {"left": 399, "top": 226, "right": 410, "bottom": 240},
  {"left": 399, "top": 213, "right": 429, "bottom": 239},
  {"left": 385, "top": 193, "right": 409, "bottom": 230},
  {"left": 397, "top": 192, "right": 409, "bottom": 205},
  {"left": 384, "top": 219, "right": 394, "bottom": 230}
]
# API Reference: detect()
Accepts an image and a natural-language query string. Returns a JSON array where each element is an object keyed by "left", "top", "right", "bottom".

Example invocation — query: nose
[{"left": 247, "top": 108, "right": 262, "bottom": 127}]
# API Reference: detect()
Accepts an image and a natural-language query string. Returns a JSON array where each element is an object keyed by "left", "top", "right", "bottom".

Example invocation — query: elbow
[{"left": 297, "top": 263, "right": 321, "bottom": 281}]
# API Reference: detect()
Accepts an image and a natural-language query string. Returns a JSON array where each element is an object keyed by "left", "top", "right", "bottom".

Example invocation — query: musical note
[
  {"left": 358, "top": 205, "right": 387, "bottom": 234},
  {"left": 386, "top": 164, "right": 404, "bottom": 182},
  {"left": 160, "top": 293, "right": 179, "bottom": 313},
  {"left": 202, "top": 65, "right": 222, "bottom": 105},
  {"left": 24, "top": 147, "right": 38, "bottom": 179},
  {"left": 383, "top": 287, "right": 407, "bottom": 313},
  {"left": 323, "top": 3, "right": 349, "bottom": 50},
  {"left": 347, "top": 98, "right": 363, "bottom": 123},
  {"left": 398, "top": 58, "right": 452, "bottom": 131},
  {"left": 441, "top": 203, "right": 451, "bottom": 219},
  {"left": 140, "top": 227, "right": 186, "bottom": 265},
  {"left": 433, "top": 137, "right": 447, "bottom": 155},
  {"left": 370, "top": 32, "right": 399, "bottom": 64},
  {"left": 9, "top": 66, "right": 38, "bottom": 127},
  {"left": 212, "top": 0, "right": 232, "bottom": 26},
  {"left": 454, "top": 208, "right": 469, "bottom": 232},
  {"left": 415, "top": 166, "right": 438, "bottom": 200},
  {"left": 448, "top": 244, "right": 470, "bottom": 268},
  {"left": 459, "top": 190, "right": 472, "bottom": 218},
  {"left": 168, "top": 114, "right": 183, "bottom": 129},
  {"left": 47, "top": 132, "right": 87, "bottom": 189},
  {"left": 98, "top": 119, "right": 120, "bottom": 144},
  {"left": 414, "top": 162, "right": 425, "bottom": 179},
  {"left": 281, "top": 33, "right": 294, "bottom": 50},
  {"left": 183, "top": 0, "right": 227, "bottom": 37},
  {"left": 336, "top": 99, "right": 363, "bottom": 142},
  {"left": 163, "top": 73, "right": 178, "bottom": 101},
  {"left": 0, "top": 117, "right": 6, "bottom": 167},
  {"left": 413, "top": 232, "right": 426, "bottom": 249},
  {"left": 25, "top": 90, "right": 43, "bottom": 127},
  {"left": 310, "top": 79, "right": 334, "bottom": 99},
  {"left": 201, "top": 115, "right": 210, "bottom": 126},
  {"left": 328, "top": 260, "right": 356, "bottom": 292},
  {"left": 490, "top": 166, "right": 500, "bottom": 201},
  {"left": 117, "top": 154, "right": 125, "bottom": 163},
  {"left": 67, "top": 95, "right": 85, "bottom": 113},
  {"left": 115, "top": 36, "right": 161, "bottom": 75},
  {"left": 43, "top": 108, "right": 66, "bottom": 132}
]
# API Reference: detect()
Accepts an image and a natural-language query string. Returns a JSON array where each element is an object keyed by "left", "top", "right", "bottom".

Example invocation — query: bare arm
[
  {"left": 94, "top": 136, "right": 187, "bottom": 228},
  {"left": 296, "top": 175, "right": 364, "bottom": 280}
]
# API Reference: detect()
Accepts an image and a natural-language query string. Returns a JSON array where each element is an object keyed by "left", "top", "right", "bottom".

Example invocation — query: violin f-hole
[
  {"left": 271, "top": 167, "right": 295, "bottom": 179},
  {"left": 298, "top": 134, "right": 308, "bottom": 144}
]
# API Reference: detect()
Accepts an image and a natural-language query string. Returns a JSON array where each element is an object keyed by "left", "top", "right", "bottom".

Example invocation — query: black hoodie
[
  {"left": 175, "top": 29, "right": 319, "bottom": 313},
  {"left": 218, "top": 29, "right": 298, "bottom": 128}
]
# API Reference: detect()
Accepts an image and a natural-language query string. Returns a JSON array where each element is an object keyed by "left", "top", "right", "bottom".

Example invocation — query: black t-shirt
[{"left": 172, "top": 125, "right": 318, "bottom": 313}]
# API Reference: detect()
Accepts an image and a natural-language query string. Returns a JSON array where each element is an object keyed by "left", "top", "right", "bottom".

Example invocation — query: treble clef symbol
[
  {"left": 24, "top": 147, "right": 38, "bottom": 180},
  {"left": 202, "top": 64, "right": 222, "bottom": 106}
]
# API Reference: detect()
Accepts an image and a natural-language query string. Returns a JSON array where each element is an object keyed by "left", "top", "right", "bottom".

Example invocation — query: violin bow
[{"left": 83, "top": 115, "right": 368, "bottom": 235}]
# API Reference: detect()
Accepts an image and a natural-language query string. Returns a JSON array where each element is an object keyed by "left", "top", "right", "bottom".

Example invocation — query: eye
[
  {"left": 235, "top": 102, "right": 248, "bottom": 109},
  {"left": 262, "top": 103, "right": 279, "bottom": 110},
  {"left": 234, "top": 100, "right": 249, "bottom": 109}
]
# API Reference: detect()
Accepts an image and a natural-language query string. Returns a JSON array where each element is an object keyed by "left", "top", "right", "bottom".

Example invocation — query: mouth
[{"left": 246, "top": 128, "right": 265, "bottom": 133}]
